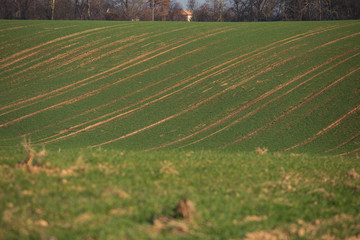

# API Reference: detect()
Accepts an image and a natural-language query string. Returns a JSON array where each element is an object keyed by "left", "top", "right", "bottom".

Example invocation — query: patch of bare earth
[
  {"left": 243, "top": 230, "right": 288, "bottom": 240},
  {"left": 241, "top": 212, "right": 359, "bottom": 240},
  {"left": 347, "top": 168, "right": 359, "bottom": 179},
  {"left": 287, "top": 214, "right": 360, "bottom": 239},
  {"left": 242, "top": 215, "right": 268, "bottom": 223}
]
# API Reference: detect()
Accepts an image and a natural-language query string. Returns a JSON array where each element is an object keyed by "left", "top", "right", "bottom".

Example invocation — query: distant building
[{"left": 179, "top": 10, "right": 192, "bottom": 22}]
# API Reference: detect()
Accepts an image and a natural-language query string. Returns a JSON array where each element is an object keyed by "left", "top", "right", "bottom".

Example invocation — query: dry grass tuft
[
  {"left": 152, "top": 216, "right": 189, "bottom": 234},
  {"left": 347, "top": 168, "right": 359, "bottom": 179},
  {"left": 159, "top": 162, "right": 179, "bottom": 175},
  {"left": 22, "top": 138, "right": 36, "bottom": 165},
  {"left": 175, "top": 197, "right": 196, "bottom": 221},
  {"left": 255, "top": 147, "right": 268, "bottom": 155},
  {"left": 21, "top": 138, "right": 47, "bottom": 166}
]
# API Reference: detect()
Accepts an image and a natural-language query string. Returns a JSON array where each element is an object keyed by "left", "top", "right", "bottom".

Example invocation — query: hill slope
[{"left": 0, "top": 20, "right": 359, "bottom": 155}]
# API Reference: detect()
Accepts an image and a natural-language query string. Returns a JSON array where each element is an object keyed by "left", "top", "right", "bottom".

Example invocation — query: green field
[
  {"left": 1, "top": 20, "right": 359, "bottom": 154},
  {"left": 0, "top": 20, "right": 360, "bottom": 239}
]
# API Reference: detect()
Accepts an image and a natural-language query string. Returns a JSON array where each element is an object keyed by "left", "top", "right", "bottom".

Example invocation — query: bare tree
[
  {"left": 146, "top": 0, "right": 170, "bottom": 20},
  {"left": 262, "top": 0, "right": 281, "bottom": 20},
  {"left": 51, "top": 0, "right": 55, "bottom": 19},
  {"left": 87, "top": 0, "right": 91, "bottom": 18},
  {"left": 168, "top": 0, "right": 182, "bottom": 20},
  {"left": 207, "top": 0, "right": 221, "bottom": 21},
  {"left": 0, "top": 0, "right": 359, "bottom": 20},
  {"left": 230, "top": 0, "right": 245, "bottom": 21},
  {"left": 187, "top": 0, "right": 196, "bottom": 11},
  {"left": 11, "top": 0, "right": 34, "bottom": 19},
  {"left": 118, "top": 0, "right": 147, "bottom": 20}
]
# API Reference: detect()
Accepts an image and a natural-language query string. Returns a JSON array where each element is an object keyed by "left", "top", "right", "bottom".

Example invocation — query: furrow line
[
  {"left": 0, "top": 45, "right": 206, "bottom": 129},
  {"left": 2, "top": 37, "right": 110, "bottom": 83},
  {"left": 0, "top": 42, "right": 79, "bottom": 79},
  {"left": 285, "top": 104, "right": 360, "bottom": 151},
  {"left": 91, "top": 56, "right": 297, "bottom": 149},
  {"left": 152, "top": 50, "right": 358, "bottom": 149},
  {"left": 8, "top": 46, "right": 226, "bottom": 142},
  {"left": 33, "top": 47, "right": 206, "bottom": 143},
  {"left": 0, "top": 26, "right": 105, "bottom": 78},
  {"left": 318, "top": 32, "right": 360, "bottom": 48},
  {"left": 78, "top": 35, "right": 148, "bottom": 66},
  {"left": 37, "top": 48, "right": 239, "bottom": 145},
  {"left": 1, "top": 24, "right": 135, "bottom": 77},
  {"left": 0, "top": 25, "right": 118, "bottom": 69},
  {"left": 0, "top": 26, "right": 25, "bottom": 32},
  {"left": 15, "top": 47, "right": 218, "bottom": 141},
  {"left": 54, "top": 25, "right": 342, "bottom": 147},
  {"left": 0, "top": 38, "right": 148, "bottom": 115},
  {"left": 6, "top": 25, "right": 344, "bottom": 143},
  {"left": 37, "top": 45, "right": 281, "bottom": 145},
  {"left": 326, "top": 131, "right": 360, "bottom": 153},
  {"left": 0, "top": 24, "right": 330, "bottom": 110},
  {"left": 0, "top": 26, "right": 230, "bottom": 113},
  {"left": 46, "top": 30, "right": 356, "bottom": 129},
  {"left": 42, "top": 33, "right": 149, "bottom": 74},
  {"left": 339, "top": 147, "right": 360, "bottom": 156},
  {"left": 221, "top": 66, "right": 360, "bottom": 149},
  {"left": 2, "top": 31, "right": 147, "bottom": 87},
  {"left": 0, "top": 28, "right": 232, "bottom": 125}
]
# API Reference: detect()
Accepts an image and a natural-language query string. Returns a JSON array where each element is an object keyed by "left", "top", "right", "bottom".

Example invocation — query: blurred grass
[{"left": 1, "top": 148, "right": 359, "bottom": 239}]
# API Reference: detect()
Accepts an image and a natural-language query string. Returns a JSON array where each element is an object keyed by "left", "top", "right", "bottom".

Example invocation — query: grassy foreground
[{"left": 1, "top": 147, "right": 359, "bottom": 240}]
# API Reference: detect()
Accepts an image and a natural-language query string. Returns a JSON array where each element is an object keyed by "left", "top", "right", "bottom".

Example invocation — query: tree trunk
[
  {"left": 152, "top": 0, "right": 154, "bottom": 21},
  {"left": 87, "top": 0, "right": 90, "bottom": 18},
  {"left": 282, "top": 0, "right": 286, "bottom": 20},
  {"left": 51, "top": 0, "right": 55, "bottom": 20},
  {"left": 218, "top": 0, "right": 222, "bottom": 21}
]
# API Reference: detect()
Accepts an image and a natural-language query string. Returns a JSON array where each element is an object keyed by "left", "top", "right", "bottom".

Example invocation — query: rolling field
[
  {"left": 0, "top": 20, "right": 359, "bottom": 154},
  {"left": 1, "top": 20, "right": 360, "bottom": 240}
]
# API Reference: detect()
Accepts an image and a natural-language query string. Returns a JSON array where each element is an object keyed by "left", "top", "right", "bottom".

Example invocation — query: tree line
[
  {"left": 0, "top": 0, "right": 359, "bottom": 21},
  {"left": 191, "top": 0, "right": 360, "bottom": 21}
]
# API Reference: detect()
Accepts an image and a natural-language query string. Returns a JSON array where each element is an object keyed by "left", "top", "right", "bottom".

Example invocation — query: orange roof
[{"left": 180, "top": 10, "right": 192, "bottom": 16}]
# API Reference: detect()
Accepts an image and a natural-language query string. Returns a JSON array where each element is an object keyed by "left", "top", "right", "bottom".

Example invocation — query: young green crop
[{"left": 1, "top": 20, "right": 359, "bottom": 155}]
